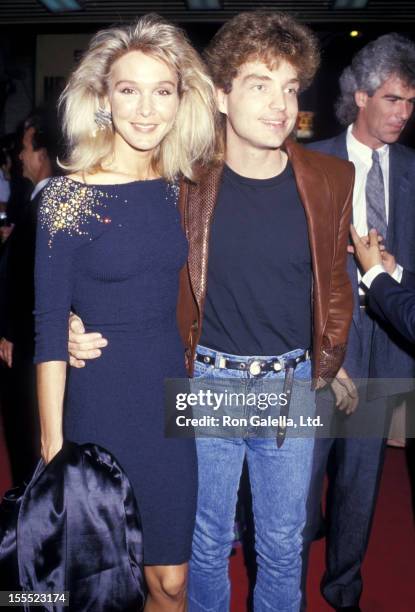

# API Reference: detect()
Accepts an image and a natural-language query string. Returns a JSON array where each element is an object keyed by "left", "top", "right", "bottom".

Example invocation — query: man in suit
[
  {"left": 0, "top": 109, "right": 58, "bottom": 483},
  {"left": 66, "top": 12, "right": 355, "bottom": 609},
  {"left": 304, "top": 34, "right": 415, "bottom": 611}
]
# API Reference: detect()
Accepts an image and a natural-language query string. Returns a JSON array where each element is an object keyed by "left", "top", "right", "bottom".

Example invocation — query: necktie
[{"left": 366, "top": 149, "right": 387, "bottom": 240}]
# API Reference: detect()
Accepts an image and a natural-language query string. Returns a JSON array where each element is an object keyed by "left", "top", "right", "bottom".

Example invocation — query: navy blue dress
[{"left": 34, "top": 176, "right": 197, "bottom": 565}]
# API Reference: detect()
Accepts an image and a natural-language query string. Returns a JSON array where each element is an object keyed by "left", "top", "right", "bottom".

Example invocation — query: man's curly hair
[{"left": 204, "top": 11, "right": 320, "bottom": 94}]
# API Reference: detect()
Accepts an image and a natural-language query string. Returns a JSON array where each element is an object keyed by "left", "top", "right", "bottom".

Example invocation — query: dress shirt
[
  {"left": 362, "top": 264, "right": 402, "bottom": 289},
  {"left": 362, "top": 264, "right": 389, "bottom": 288},
  {"left": 346, "top": 125, "right": 404, "bottom": 291}
]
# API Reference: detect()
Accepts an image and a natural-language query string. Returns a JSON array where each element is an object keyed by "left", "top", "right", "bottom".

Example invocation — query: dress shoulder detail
[{"left": 39, "top": 176, "right": 112, "bottom": 248}]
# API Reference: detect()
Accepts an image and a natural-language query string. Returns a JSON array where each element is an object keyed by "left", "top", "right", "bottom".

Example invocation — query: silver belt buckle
[
  {"left": 218, "top": 356, "right": 227, "bottom": 369},
  {"left": 273, "top": 360, "right": 283, "bottom": 372},
  {"left": 249, "top": 360, "right": 262, "bottom": 376}
]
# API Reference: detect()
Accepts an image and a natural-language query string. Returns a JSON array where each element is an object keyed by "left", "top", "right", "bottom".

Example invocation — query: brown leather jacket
[{"left": 177, "top": 138, "right": 355, "bottom": 384}]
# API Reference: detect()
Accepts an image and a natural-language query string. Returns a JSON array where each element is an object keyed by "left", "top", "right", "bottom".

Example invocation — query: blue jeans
[{"left": 188, "top": 345, "right": 316, "bottom": 612}]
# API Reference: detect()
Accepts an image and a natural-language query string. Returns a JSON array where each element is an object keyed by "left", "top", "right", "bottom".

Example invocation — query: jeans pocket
[
  {"left": 193, "top": 360, "right": 214, "bottom": 379},
  {"left": 293, "top": 359, "right": 312, "bottom": 383}
]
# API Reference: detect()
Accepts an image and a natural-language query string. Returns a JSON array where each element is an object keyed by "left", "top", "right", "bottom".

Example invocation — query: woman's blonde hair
[{"left": 59, "top": 14, "right": 217, "bottom": 181}]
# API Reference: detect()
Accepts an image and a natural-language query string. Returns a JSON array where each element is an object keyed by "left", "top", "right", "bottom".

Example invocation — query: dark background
[{"left": 1, "top": 1, "right": 415, "bottom": 144}]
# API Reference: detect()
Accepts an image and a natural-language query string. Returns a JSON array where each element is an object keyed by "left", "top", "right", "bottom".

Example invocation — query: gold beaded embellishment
[
  {"left": 167, "top": 180, "right": 180, "bottom": 206},
  {"left": 39, "top": 177, "right": 111, "bottom": 249}
]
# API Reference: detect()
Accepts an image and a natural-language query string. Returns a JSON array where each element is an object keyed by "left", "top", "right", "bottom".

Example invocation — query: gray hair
[{"left": 336, "top": 33, "right": 415, "bottom": 126}]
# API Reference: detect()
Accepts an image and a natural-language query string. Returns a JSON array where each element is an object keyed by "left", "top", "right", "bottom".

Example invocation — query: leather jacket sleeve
[{"left": 317, "top": 166, "right": 354, "bottom": 382}]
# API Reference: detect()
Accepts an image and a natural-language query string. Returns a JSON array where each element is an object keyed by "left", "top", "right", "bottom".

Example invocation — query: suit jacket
[
  {"left": 0, "top": 442, "right": 144, "bottom": 612},
  {"left": 177, "top": 138, "right": 355, "bottom": 383},
  {"left": 309, "top": 131, "right": 415, "bottom": 391},
  {"left": 368, "top": 270, "right": 415, "bottom": 344}
]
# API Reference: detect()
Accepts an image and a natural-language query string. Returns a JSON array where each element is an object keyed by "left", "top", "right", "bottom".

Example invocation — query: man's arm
[
  {"left": 351, "top": 225, "right": 415, "bottom": 343},
  {"left": 401, "top": 268, "right": 415, "bottom": 290},
  {"left": 318, "top": 168, "right": 354, "bottom": 382},
  {"left": 320, "top": 170, "right": 358, "bottom": 413},
  {"left": 369, "top": 274, "right": 415, "bottom": 344}
]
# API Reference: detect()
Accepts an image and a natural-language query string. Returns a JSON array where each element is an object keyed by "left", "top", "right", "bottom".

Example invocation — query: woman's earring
[{"left": 94, "top": 107, "right": 112, "bottom": 131}]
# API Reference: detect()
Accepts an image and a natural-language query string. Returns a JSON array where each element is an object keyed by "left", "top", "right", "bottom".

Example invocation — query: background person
[
  {"left": 0, "top": 109, "right": 58, "bottom": 484},
  {"left": 183, "top": 13, "right": 353, "bottom": 611},
  {"left": 306, "top": 33, "right": 415, "bottom": 612}
]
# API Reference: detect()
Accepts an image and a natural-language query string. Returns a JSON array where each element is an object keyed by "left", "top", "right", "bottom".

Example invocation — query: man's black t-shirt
[{"left": 200, "top": 162, "right": 312, "bottom": 356}]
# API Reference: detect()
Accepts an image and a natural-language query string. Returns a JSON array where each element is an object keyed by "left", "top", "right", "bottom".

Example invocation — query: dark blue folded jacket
[{"left": 0, "top": 442, "right": 144, "bottom": 611}]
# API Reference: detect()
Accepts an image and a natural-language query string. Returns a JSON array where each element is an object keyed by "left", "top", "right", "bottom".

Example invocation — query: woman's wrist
[{"left": 41, "top": 436, "right": 64, "bottom": 463}]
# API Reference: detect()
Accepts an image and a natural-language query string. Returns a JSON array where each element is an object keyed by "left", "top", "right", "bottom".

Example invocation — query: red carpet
[
  {"left": 230, "top": 448, "right": 415, "bottom": 611},
  {"left": 1, "top": 421, "right": 414, "bottom": 610}
]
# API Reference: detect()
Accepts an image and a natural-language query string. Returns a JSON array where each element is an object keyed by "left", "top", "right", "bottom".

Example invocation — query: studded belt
[
  {"left": 195, "top": 349, "right": 311, "bottom": 377},
  {"left": 195, "top": 348, "right": 311, "bottom": 448}
]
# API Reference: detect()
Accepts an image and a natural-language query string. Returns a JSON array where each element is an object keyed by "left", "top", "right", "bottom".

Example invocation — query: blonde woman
[{"left": 34, "top": 14, "right": 216, "bottom": 611}]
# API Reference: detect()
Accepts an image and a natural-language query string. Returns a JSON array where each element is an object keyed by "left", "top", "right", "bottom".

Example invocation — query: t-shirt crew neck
[
  {"left": 200, "top": 161, "right": 312, "bottom": 357},
  {"left": 223, "top": 161, "right": 292, "bottom": 188}
]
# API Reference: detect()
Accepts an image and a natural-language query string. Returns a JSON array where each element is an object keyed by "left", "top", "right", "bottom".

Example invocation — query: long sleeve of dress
[{"left": 34, "top": 177, "right": 108, "bottom": 364}]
